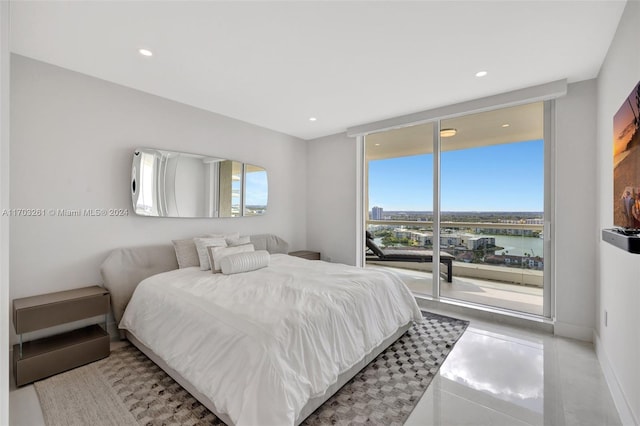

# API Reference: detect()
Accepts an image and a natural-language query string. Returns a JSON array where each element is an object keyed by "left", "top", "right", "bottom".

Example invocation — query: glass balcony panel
[{"left": 437, "top": 224, "right": 543, "bottom": 316}]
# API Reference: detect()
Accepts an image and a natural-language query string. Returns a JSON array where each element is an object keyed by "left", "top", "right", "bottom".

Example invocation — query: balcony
[{"left": 366, "top": 220, "right": 545, "bottom": 316}]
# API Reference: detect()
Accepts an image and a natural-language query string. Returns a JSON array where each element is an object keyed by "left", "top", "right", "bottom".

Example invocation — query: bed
[{"left": 100, "top": 234, "right": 422, "bottom": 426}]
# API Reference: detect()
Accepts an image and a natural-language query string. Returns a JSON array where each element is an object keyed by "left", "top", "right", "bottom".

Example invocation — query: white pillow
[
  {"left": 172, "top": 233, "right": 236, "bottom": 268},
  {"left": 209, "top": 232, "right": 240, "bottom": 241},
  {"left": 172, "top": 238, "right": 200, "bottom": 269},
  {"left": 194, "top": 237, "right": 227, "bottom": 271},
  {"left": 226, "top": 235, "right": 251, "bottom": 247},
  {"left": 220, "top": 250, "right": 270, "bottom": 275},
  {"left": 207, "top": 244, "right": 255, "bottom": 273}
]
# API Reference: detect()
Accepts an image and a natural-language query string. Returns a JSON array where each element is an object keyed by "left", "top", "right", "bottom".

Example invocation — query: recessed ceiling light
[
  {"left": 138, "top": 48, "right": 153, "bottom": 57},
  {"left": 309, "top": 117, "right": 317, "bottom": 122},
  {"left": 501, "top": 123, "right": 510, "bottom": 128},
  {"left": 475, "top": 71, "right": 488, "bottom": 77},
  {"left": 374, "top": 143, "right": 381, "bottom": 146},
  {"left": 440, "top": 128, "right": 457, "bottom": 138}
]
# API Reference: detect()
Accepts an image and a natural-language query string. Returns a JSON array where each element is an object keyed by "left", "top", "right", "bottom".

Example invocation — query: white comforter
[{"left": 119, "top": 254, "right": 422, "bottom": 426}]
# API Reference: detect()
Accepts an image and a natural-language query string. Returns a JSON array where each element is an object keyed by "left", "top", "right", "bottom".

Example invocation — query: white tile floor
[
  {"left": 10, "top": 312, "right": 621, "bottom": 426},
  {"left": 406, "top": 307, "right": 621, "bottom": 426}
]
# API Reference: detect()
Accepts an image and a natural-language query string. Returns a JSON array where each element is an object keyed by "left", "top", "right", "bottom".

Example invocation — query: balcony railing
[
  {"left": 366, "top": 219, "right": 543, "bottom": 231},
  {"left": 366, "top": 219, "right": 544, "bottom": 287}
]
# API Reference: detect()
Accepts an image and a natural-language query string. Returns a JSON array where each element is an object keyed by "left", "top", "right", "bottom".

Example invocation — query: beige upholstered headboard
[
  {"left": 100, "top": 234, "right": 289, "bottom": 327},
  {"left": 100, "top": 244, "right": 177, "bottom": 328}
]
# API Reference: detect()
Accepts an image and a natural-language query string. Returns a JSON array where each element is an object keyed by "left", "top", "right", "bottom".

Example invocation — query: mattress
[{"left": 119, "top": 254, "right": 422, "bottom": 425}]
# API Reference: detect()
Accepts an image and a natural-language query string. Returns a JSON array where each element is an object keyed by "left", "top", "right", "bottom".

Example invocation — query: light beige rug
[
  {"left": 34, "top": 312, "right": 468, "bottom": 426},
  {"left": 34, "top": 362, "right": 138, "bottom": 426}
]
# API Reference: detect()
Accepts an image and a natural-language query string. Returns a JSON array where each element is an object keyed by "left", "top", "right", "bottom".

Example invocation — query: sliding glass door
[
  {"left": 365, "top": 102, "right": 549, "bottom": 317},
  {"left": 438, "top": 103, "right": 545, "bottom": 315},
  {"left": 366, "top": 122, "right": 435, "bottom": 296}
]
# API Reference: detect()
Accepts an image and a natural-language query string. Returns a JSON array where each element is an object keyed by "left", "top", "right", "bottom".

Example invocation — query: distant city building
[
  {"left": 411, "top": 232, "right": 432, "bottom": 246},
  {"left": 390, "top": 228, "right": 499, "bottom": 250},
  {"left": 440, "top": 235, "right": 461, "bottom": 247},
  {"left": 393, "top": 229, "right": 413, "bottom": 240},
  {"left": 460, "top": 235, "right": 496, "bottom": 250},
  {"left": 498, "top": 218, "right": 544, "bottom": 225},
  {"left": 485, "top": 254, "right": 543, "bottom": 270},
  {"left": 371, "top": 206, "right": 384, "bottom": 220},
  {"left": 478, "top": 227, "right": 538, "bottom": 237},
  {"left": 393, "top": 228, "right": 432, "bottom": 246}
]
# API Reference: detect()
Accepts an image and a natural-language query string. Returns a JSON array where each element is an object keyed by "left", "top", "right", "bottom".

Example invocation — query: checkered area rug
[
  {"left": 37, "top": 312, "right": 468, "bottom": 426},
  {"left": 302, "top": 312, "right": 468, "bottom": 425}
]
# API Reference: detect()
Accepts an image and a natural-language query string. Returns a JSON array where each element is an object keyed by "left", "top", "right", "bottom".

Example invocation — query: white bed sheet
[{"left": 119, "top": 254, "right": 422, "bottom": 426}]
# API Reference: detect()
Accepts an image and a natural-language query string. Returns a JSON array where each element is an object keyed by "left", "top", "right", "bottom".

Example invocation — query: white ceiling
[
  {"left": 9, "top": 0, "right": 626, "bottom": 140},
  {"left": 366, "top": 102, "right": 543, "bottom": 160}
]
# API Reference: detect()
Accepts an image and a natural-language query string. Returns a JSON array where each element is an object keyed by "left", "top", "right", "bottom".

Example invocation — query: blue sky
[
  {"left": 368, "top": 139, "right": 544, "bottom": 212},
  {"left": 245, "top": 171, "right": 268, "bottom": 205}
]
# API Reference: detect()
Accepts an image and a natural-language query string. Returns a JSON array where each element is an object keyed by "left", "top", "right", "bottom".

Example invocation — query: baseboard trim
[
  {"left": 594, "top": 331, "right": 638, "bottom": 426},
  {"left": 416, "top": 296, "right": 554, "bottom": 334},
  {"left": 553, "top": 321, "right": 593, "bottom": 342}
]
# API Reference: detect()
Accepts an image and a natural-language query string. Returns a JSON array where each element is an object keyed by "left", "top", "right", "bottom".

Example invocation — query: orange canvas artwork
[{"left": 613, "top": 81, "right": 640, "bottom": 229}]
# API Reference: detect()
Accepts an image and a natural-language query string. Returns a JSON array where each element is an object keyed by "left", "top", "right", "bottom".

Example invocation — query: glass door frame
[
  {"left": 361, "top": 100, "right": 555, "bottom": 320},
  {"left": 542, "top": 101, "right": 554, "bottom": 319},
  {"left": 432, "top": 120, "right": 442, "bottom": 300}
]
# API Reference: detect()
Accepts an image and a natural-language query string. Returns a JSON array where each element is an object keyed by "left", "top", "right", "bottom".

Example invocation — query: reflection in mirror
[
  {"left": 244, "top": 165, "right": 268, "bottom": 216},
  {"left": 131, "top": 148, "right": 268, "bottom": 218},
  {"left": 218, "top": 160, "right": 243, "bottom": 218}
]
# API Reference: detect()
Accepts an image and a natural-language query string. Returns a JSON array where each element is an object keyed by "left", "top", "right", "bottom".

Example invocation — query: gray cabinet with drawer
[{"left": 12, "top": 286, "right": 111, "bottom": 386}]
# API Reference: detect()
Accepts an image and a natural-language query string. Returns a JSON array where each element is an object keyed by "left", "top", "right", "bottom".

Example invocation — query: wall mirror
[{"left": 131, "top": 148, "right": 268, "bottom": 218}]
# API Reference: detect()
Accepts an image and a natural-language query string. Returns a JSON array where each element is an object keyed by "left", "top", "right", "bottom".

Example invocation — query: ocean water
[{"left": 491, "top": 235, "right": 544, "bottom": 257}]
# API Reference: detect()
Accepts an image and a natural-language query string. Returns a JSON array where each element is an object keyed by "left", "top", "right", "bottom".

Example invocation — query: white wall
[
  {"left": 554, "top": 79, "right": 598, "bottom": 341},
  {"left": 10, "top": 55, "right": 308, "bottom": 341},
  {"left": 306, "top": 132, "right": 358, "bottom": 265},
  {"left": 595, "top": 1, "right": 640, "bottom": 424}
]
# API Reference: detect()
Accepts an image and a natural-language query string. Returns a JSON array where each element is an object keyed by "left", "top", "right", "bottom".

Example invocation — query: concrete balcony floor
[{"left": 367, "top": 263, "right": 544, "bottom": 316}]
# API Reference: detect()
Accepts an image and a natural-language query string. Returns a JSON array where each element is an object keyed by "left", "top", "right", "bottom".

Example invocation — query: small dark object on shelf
[{"left": 602, "top": 228, "right": 640, "bottom": 254}]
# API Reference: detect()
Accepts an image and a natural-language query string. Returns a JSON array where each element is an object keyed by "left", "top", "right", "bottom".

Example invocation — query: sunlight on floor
[{"left": 405, "top": 307, "right": 621, "bottom": 426}]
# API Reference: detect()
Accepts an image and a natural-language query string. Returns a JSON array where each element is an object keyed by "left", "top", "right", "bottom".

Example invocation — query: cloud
[{"left": 618, "top": 121, "right": 636, "bottom": 144}]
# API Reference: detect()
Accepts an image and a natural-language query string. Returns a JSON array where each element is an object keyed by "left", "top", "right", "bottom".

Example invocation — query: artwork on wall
[{"left": 613, "top": 80, "right": 640, "bottom": 229}]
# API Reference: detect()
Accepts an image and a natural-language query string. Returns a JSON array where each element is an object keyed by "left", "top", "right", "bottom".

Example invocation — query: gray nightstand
[
  {"left": 12, "top": 285, "right": 111, "bottom": 386},
  {"left": 289, "top": 250, "right": 321, "bottom": 260}
]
